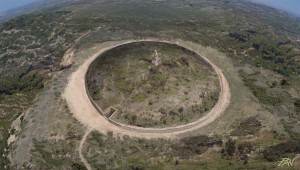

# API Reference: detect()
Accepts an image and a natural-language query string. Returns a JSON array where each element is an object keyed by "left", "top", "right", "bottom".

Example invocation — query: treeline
[
  {"left": 225, "top": 30, "right": 299, "bottom": 76},
  {"left": 0, "top": 66, "right": 44, "bottom": 95},
  {"left": 239, "top": 70, "right": 282, "bottom": 106}
]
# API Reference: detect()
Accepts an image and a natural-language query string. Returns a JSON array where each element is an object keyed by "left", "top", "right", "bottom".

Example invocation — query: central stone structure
[
  {"left": 86, "top": 41, "right": 220, "bottom": 128},
  {"left": 152, "top": 50, "right": 160, "bottom": 66}
]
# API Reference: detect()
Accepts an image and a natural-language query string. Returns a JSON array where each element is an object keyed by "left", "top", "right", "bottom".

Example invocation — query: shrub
[
  {"left": 231, "top": 117, "right": 261, "bottom": 136},
  {"left": 0, "top": 66, "right": 44, "bottom": 95},
  {"left": 263, "top": 141, "right": 300, "bottom": 161}
]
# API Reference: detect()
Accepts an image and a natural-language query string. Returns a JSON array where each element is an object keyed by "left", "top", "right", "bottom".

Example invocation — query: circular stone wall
[{"left": 86, "top": 41, "right": 220, "bottom": 128}]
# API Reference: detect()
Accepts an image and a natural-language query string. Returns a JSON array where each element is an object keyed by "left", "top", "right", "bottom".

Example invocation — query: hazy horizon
[
  {"left": 251, "top": 0, "right": 300, "bottom": 16},
  {"left": 0, "top": 0, "right": 300, "bottom": 16},
  {"left": 0, "top": 0, "right": 41, "bottom": 13}
]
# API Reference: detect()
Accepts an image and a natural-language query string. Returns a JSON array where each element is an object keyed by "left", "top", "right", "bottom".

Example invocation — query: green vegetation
[
  {"left": 0, "top": 10, "right": 81, "bottom": 168},
  {"left": 1, "top": 0, "right": 300, "bottom": 168},
  {"left": 173, "top": 135, "right": 222, "bottom": 156},
  {"left": 263, "top": 140, "right": 300, "bottom": 162},
  {"left": 222, "top": 139, "right": 236, "bottom": 158},
  {"left": 259, "top": 120, "right": 300, "bottom": 163},
  {"left": 87, "top": 42, "right": 219, "bottom": 127},
  {"left": 32, "top": 138, "right": 85, "bottom": 169},
  {"left": 231, "top": 117, "right": 262, "bottom": 136},
  {"left": 0, "top": 11, "right": 76, "bottom": 69},
  {"left": 0, "top": 90, "right": 38, "bottom": 168},
  {"left": 0, "top": 127, "right": 10, "bottom": 167},
  {"left": 0, "top": 66, "right": 44, "bottom": 95},
  {"left": 0, "top": 67, "right": 44, "bottom": 167},
  {"left": 239, "top": 70, "right": 282, "bottom": 106},
  {"left": 83, "top": 131, "right": 284, "bottom": 170},
  {"left": 224, "top": 30, "right": 299, "bottom": 76},
  {"left": 294, "top": 99, "right": 300, "bottom": 113},
  {"left": 134, "top": 93, "right": 146, "bottom": 103},
  {"left": 83, "top": 131, "right": 224, "bottom": 169}
]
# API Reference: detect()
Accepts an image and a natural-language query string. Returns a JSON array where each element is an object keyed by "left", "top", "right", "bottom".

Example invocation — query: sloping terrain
[{"left": 0, "top": 0, "right": 299, "bottom": 169}]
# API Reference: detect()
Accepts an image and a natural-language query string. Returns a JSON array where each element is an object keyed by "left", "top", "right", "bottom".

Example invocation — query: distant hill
[{"left": 0, "top": 0, "right": 70, "bottom": 23}]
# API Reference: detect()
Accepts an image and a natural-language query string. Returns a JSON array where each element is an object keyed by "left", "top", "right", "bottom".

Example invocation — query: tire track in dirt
[{"left": 78, "top": 128, "right": 93, "bottom": 170}]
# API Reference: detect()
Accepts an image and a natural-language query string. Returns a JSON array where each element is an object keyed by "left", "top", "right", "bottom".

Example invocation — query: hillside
[{"left": 0, "top": 0, "right": 299, "bottom": 169}]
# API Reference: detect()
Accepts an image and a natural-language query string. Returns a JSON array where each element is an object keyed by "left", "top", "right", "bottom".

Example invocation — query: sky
[
  {"left": 0, "top": 0, "right": 41, "bottom": 13},
  {"left": 251, "top": 0, "right": 300, "bottom": 15},
  {"left": 0, "top": 0, "right": 300, "bottom": 15}
]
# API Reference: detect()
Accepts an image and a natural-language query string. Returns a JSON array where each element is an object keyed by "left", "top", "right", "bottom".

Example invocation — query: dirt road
[
  {"left": 63, "top": 39, "right": 231, "bottom": 139},
  {"left": 78, "top": 128, "right": 93, "bottom": 170}
]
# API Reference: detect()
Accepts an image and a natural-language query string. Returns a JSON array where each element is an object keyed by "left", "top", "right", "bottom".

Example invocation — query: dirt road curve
[
  {"left": 63, "top": 39, "right": 231, "bottom": 139},
  {"left": 78, "top": 128, "right": 93, "bottom": 170}
]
